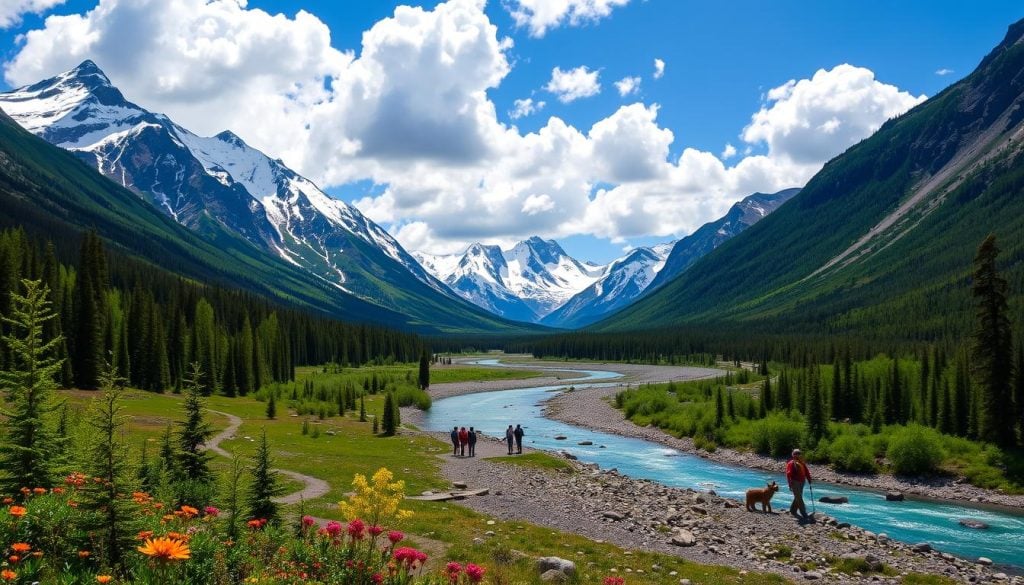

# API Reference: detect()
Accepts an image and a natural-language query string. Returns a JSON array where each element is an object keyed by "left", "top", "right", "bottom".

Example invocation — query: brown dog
[{"left": 745, "top": 481, "right": 779, "bottom": 512}]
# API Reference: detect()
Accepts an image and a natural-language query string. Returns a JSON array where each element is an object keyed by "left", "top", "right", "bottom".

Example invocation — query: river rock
[
  {"left": 554, "top": 435, "right": 567, "bottom": 440},
  {"left": 958, "top": 518, "right": 990, "bottom": 530},
  {"left": 885, "top": 491, "right": 905, "bottom": 501},
  {"left": 536, "top": 557, "right": 576, "bottom": 577},
  {"left": 578, "top": 441, "right": 593, "bottom": 446},
  {"left": 669, "top": 529, "right": 696, "bottom": 547},
  {"left": 452, "top": 481, "right": 468, "bottom": 489},
  {"left": 540, "top": 569, "right": 568, "bottom": 582},
  {"left": 602, "top": 511, "right": 626, "bottom": 521},
  {"left": 978, "top": 557, "right": 993, "bottom": 566},
  {"left": 818, "top": 496, "right": 849, "bottom": 504},
  {"left": 912, "top": 543, "right": 932, "bottom": 553},
  {"left": 804, "top": 571, "right": 822, "bottom": 580}
]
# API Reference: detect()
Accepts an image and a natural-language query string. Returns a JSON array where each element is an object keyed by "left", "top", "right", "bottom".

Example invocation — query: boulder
[
  {"left": 578, "top": 441, "right": 594, "bottom": 446},
  {"left": 602, "top": 511, "right": 626, "bottom": 521},
  {"left": 452, "top": 481, "right": 468, "bottom": 489},
  {"left": 554, "top": 435, "right": 567, "bottom": 440},
  {"left": 978, "top": 557, "right": 993, "bottom": 566},
  {"left": 885, "top": 491, "right": 904, "bottom": 502},
  {"left": 669, "top": 529, "right": 696, "bottom": 547},
  {"left": 536, "top": 557, "right": 576, "bottom": 577},
  {"left": 911, "top": 543, "right": 932, "bottom": 553},
  {"left": 540, "top": 569, "right": 568, "bottom": 582},
  {"left": 803, "top": 571, "right": 822, "bottom": 580},
  {"left": 958, "top": 518, "right": 990, "bottom": 530},
  {"left": 818, "top": 496, "right": 849, "bottom": 504}
]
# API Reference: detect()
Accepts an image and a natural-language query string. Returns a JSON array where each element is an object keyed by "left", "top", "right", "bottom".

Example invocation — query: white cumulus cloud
[
  {"left": 545, "top": 65, "right": 601, "bottom": 103},
  {"left": 614, "top": 75, "right": 640, "bottom": 96},
  {"left": 510, "top": 97, "right": 545, "bottom": 119},
  {"left": 653, "top": 58, "right": 665, "bottom": 79},
  {"left": 3, "top": 0, "right": 927, "bottom": 256},
  {"left": 0, "top": 0, "right": 64, "bottom": 28},
  {"left": 505, "top": 0, "right": 631, "bottom": 37},
  {"left": 935, "top": 68, "right": 954, "bottom": 76}
]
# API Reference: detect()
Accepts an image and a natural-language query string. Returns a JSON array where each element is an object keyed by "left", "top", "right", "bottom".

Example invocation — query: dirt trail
[{"left": 205, "top": 410, "right": 330, "bottom": 504}]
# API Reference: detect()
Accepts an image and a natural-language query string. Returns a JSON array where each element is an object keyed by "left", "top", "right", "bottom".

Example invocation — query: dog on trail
[{"left": 745, "top": 481, "right": 779, "bottom": 512}]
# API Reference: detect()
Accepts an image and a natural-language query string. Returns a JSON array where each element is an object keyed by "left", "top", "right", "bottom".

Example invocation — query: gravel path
[{"left": 205, "top": 410, "right": 331, "bottom": 504}]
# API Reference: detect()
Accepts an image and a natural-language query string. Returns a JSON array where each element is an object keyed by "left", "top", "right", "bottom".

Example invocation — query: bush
[
  {"left": 887, "top": 425, "right": 944, "bottom": 475},
  {"left": 829, "top": 434, "right": 877, "bottom": 473},
  {"left": 751, "top": 414, "right": 805, "bottom": 457}
]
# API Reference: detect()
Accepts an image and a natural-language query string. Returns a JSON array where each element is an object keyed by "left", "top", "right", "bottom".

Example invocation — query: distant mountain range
[
  {"left": 414, "top": 188, "right": 796, "bottom": 328},
  {"left": 0, "top": 60, "right": 531, "bottom": 334},
  {"left": 594, "top": 19, "right": 1024, "bottom": 337}
]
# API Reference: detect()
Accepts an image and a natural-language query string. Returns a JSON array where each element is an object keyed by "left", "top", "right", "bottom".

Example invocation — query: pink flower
[
  {"left": 445, "top": 562, "right": 462, "bottom": 583},
  {"left": 302, "top": 515, "right": 315, "bottom": 528},
  {"left": 325, "top": 521, "right": 342, "bottom": 537},
  {"left": 603, "top": 577, "right": 624, "bottom": 585},
  {"left": 369, "top": 524, "right": 383, "bottom": 537},
  {"left": 371, "top": 573, "right": 383, "bottom": 584},
  {"left": 347, "top": 518, "right": 366, "bottom": 540},
  {"left": 387, "top": 530, "right": 404, "bottom": 545},
  {"left": 393, "top": 547, "right": 428, "bottom": 569},
  {"left": 465, "top": 563, "right": 485, "bottom": 583},
  {"left": 204, "top": 506, "right": 220, "bottom": 517}
]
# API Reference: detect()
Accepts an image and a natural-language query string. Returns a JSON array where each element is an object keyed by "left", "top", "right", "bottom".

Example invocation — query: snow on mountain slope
[
  {"left": 415, "top": 236, "right": 674, "bottom": 324},
  {"left": 0, "top": 60, "right": 489, "bottom": 329}
]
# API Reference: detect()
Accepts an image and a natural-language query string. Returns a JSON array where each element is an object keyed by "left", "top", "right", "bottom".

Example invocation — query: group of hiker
[
  {"left": 450, "top": 426, "right": 478, "bottom": 457},
  {"left": 448, "top": 424, "right": 526, "bottom": 457}
]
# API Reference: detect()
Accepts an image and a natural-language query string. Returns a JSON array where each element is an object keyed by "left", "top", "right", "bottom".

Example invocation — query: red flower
[
  {"left": 603, "top": 577, "right": 625, "bottom": 585},
  {"left": 387, "top": 530, "right": 404, "bottom": 545},
  {"left": 392, "top": 547, "right": 427, "bottom": 569},
  {"left": 465, "top": 563, "right": 485, "bottom": 583},
  {"left": 325, "top": 520, "right": 342, "bottom": 537},
  {"left": 369, "top": 524, "right": 383, "bottom": 537},
  {"left": 302, "top": 515, "right": 315, "bottom": 528},
  {"left": 204, "top": 506, "right": 220, "bottom": 517},
  {"left": 445, "top": 561, "right": 462, "bottom": 583},
  {"left": 347, "top": 518, "right": 365, "bottom": 540}
]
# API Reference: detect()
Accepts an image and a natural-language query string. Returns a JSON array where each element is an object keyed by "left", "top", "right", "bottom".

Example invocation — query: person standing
[
  {"left": 450, "top": 426, "right": 459, "bottom": 456},
  {"left": 505, "top": 425, "right": 515, "bottom": 455},
  {"left": 458, "top": 426, "right": 469, "bottom": 457},
  {"left": 513, "top": 424, "right": 525, "bottom": 454},
  {"left": 786, "top": 448, "right": 813, "bottom": 520},
  {"left": 468, "top": 426, "right": 478, "bottom": 457}
]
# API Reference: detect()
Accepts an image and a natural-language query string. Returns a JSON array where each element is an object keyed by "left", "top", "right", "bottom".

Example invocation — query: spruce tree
[
  {"left": 0, "top": 279, "right": 65, "bottom": 490},
  {"left": 382, "top": 391, "right": 397, "bottom": 436},
  {"left": 359, "top": 395, "right": 367, "bottom": 422},
  {"left": 81, "top": 362, "right": 137, "bottom": 571},
  {"left": 247, "top": 429, "right": 284, "bottom": 523},
  {"left": 762, "top": 373, "right": 773, "bottom": 412},
  {"left": 714, "top": 387, "right": 724, "bottom": 427},
  {"left": 970, "top": 235, "right": 1016, "bottom": 447},
  {"left": 73, "top": 233, "right": 107, "bottom": 389},
  {"left": 805, "top": 366, "right": 826, "bottom": 446},
  {"left": 223, "top": 455, "right": 245, "bottom": 540},
  {"left": 1015, "top": 343, "right": 1024, "bottom": 447},
  {"left": 176, "top": 362, "right": 214, "bottom": 487},
  {"left": 418, "top": 351, "right": 430, "bottom": 390},
  {"left": 266, "top": 393, "right": 277, "bottom": 420}
]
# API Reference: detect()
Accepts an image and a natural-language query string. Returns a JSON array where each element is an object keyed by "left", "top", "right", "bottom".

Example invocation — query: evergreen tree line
[{"left": 0, "top": 228, "right": 426, "bottom": 394}]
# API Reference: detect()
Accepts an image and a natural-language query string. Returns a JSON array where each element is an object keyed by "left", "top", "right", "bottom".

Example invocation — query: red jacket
[
  {"left": 458, "top": 429, "right": 469, "bottom": 444},
  {"left": 786, "top": 458, "right": 811, "bottom": 483}
]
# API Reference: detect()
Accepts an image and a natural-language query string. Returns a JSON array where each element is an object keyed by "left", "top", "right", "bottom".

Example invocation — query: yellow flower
[
  {"left": 338, "top": 467, "right": 412, "bottom": 527},
  {"left": 137, "top": 537, "right": 191, "bottom": 561}
]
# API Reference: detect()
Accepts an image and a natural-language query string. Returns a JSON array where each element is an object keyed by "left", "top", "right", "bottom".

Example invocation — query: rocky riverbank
[
  {"left": 425, "top": 431, "right": 1018, "bottom": 584},
  {"left": 544, "top": 384, "right": 1024, "bottom": 510}
]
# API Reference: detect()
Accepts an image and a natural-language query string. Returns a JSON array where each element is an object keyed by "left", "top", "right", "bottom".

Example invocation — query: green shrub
[
  {"left": 887, "top": 425, "right": 944, "bottom": 475},
  {"left": 751, "top": 414, "right": 805, "bottom": 457},
  {"left": 829, "top": 434, "right": 876, "bottom": 473}
]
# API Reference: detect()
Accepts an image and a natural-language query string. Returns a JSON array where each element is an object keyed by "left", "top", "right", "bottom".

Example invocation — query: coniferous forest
[{"left": 0, "top": 228, "right": 426, "bottom": 395}]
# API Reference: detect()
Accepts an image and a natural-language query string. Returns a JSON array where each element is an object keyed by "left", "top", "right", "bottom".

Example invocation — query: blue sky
[{"left": 1, "top": 0, "right": 1022, "bottom": 263}]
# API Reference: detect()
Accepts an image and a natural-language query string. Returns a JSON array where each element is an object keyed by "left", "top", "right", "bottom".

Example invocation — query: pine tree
[
  {"left": 714, "top": 387, "right": 724, "bottom": 427},
  {"left": 971, "top": 235, "right": 1016, "bottom": 447},
  {"left": 954, "top": 353, "right": 971, "bottom": 437},
  {"left": 176, "top": 362, "right": 214, "bottom": 487},
  {"left": 418, "top": 351, "right": 430, "bottom": 390},
  {"left": 73, "top": 233, "right": 107, "bottom": 389},
  {"left": 805, "top": 365, "right": 826, "bottom": 446},
  {"left": 1015, "top": 342, "right": 1024, "bottom": 447},
  {"left": 382, "top": 391, "right": 397, "bottom": 436},
  {"left": 80, "top": 362, "right": 137, "bottom": 570},
  {"left": 247, "top": 429, "right": 284, "bottom": 524},
  {"left": 266, "top": 393, "right": 277, "bottom": 420},
  {"left": 0, "top": 279, "right": 65, "bottom": 491},
  {"left": 762, "top": 373, "right": 773, "bottom": 412},
  {"left": 223, "top": 455, "right": 245, "bottom": 540},
  {"left": 359, "top": 395, "right": 367, "bottom": 422}
]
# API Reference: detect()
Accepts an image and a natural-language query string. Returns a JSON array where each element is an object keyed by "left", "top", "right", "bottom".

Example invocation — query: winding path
[{"left": 205, "top": 410, "right": 330, "bottom": 504}]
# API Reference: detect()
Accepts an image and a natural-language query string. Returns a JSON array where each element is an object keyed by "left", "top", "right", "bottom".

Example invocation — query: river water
[{"left": 421, "top": 361, "right": 1024, "bottom": 568}]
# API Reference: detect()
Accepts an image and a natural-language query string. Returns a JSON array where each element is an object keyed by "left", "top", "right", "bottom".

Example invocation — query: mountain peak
[
  {"left": 215, "top": 129, "right": 247, "bottom": 147},
  {"left": 64, "top": 59, "right": 114, "bottom": 89}
]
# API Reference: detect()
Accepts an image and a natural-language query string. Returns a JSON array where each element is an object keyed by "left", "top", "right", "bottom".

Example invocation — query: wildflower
[
  {"left": 137, "top": 537, "right": 191, "bottom": 561},
  {"left": 176, "top": 505, "right": 199, "bottom": 518},
  {"left": 603, "top": 577, "right": 625, "bottom": 585},
  {"left": 8, "top": 555, "right": 19, "bottom": 563},
  {"left": 325, "top": 521, "right": 342, "bottom": 537},
  {"left": 392, "top": 547, "right": 427, "bottom": 569},
  {"left": 301, "top": 515, "right": 315, "bottom": 529},
  {"left": 369, "top": 524, "right": 383, "bottom": 538},
  {"left": 51, "top": 487, "right": 64, "bottom": 495},
  {"left": 465, "top": 563, "right": 485, "bottom": 583},
  {"left": 1, "top": 498, "right": 11, "bottom": 505},
  {"left": 204, "top": 506, "right": 220, "bottom": 517},
  {"left": 339, "top": 467, "right": 413, "bottom": 526},
  {"left": 7, "top": 506, "right": 26, "bottom": 518},
  {"left": 96, "top": 576, "right": 113, "bottom": 583},
  {"left": 10, "top": 544, "right": 30, "bottom": 554},
  {"left": 79, "top": 550, "right": 92, "bottom": 558},
  {"left": 347, "top": 518, "right": 366, "bottom": 540},
  {"left": 247, "top": 518, "right": 267, "bottom": 530},
  {"left": 137, "top": 530, "right": 154, "bottom": 540},
  {"left": 131, "top": 492, "right": 151, "bottom": 504},
  {"left": 445, "top": 561, "right": 462, "bottom": 583},
  {"left": 166, "top": 532, "right": 189, "bottom": 542},
  {"left": 19, "top": 487, "right": 30, "bottom": 496},
  {"left": 30, "top": 552, "right": 42, "bottom": 558},
  {"left": 387, "top": 530, "right": 404, "bottom": 545},
  {"left": 1, "top": 569, "right": 16, "bottom": 581}
]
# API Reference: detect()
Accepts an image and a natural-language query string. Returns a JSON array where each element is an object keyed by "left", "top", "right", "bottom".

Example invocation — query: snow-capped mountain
[
  {"left": 646, "top": 188, "right": 801, "bottom": 292},
  {"left": 414, "top": 236, "right": 608, "bottom": 322},
  {"left": 0, "top": 60, "right": 463, "bottom": 315},
  {"left": 541, "top": 242, "right": 673, "bottom": 328}
]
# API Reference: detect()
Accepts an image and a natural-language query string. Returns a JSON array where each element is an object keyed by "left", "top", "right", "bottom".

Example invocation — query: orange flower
[
  {"left": 137, "top": 537, "right": 190, "bottom": 561},
  {"left": 32, "top": 487, "right": 46, "bottom": 495},
  {"left": 19, "top": 487, "right": 30, "bottom": 495},
  {"left": 8, "top": 555, "right": 19, "bottom": 563},
  {"left": 1, "top": 569, "right": 16, "bottom": 581},
  {"left": 10, "top": 543, "right": 30, "bottom": 553},
  {"left": 137, "top": 530, "right": 154, "bottom": 540},
  {"left": 1, "top": 498, "right": 12, "bottom": 505},
  {"left": 79, "top": 550, "right": 91, "bottom": 558},
  {"left": 7, "top": 506, "right": 26, "bottom": 518},
  {"left": 96, "top": 576, "right": 113, "bottom": 583},
  {"left": 175, "top": 505, "right": 199, "bottom": 519},
  {"left": 51, "top": 487, "right": 64, "bottom": 494},
  {"left": 30, "top": 551, "right": 42, "bottom": 559}
]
